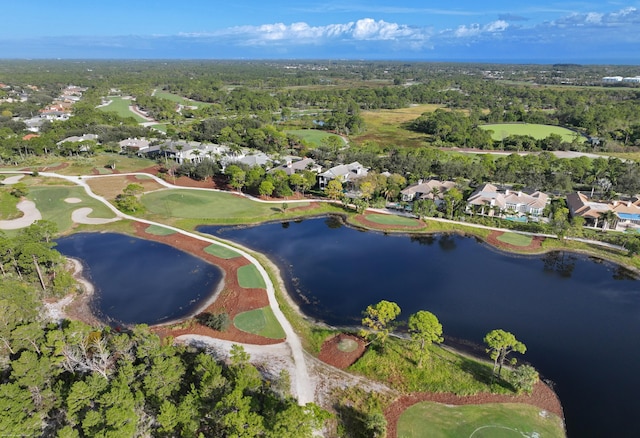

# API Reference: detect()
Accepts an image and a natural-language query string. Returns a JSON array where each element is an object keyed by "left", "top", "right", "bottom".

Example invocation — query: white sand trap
[
  {"left": 0, "top": 200, "right": 42, "bottom": 230},
  {"left": 64, "top": 197, "right": 83, "bottom": 204},
  {"left": 1, "top": 175, "right": 24, "bottom": 185},
  {"left": 71, "top": 208, "right": 120, "bottom": 225}
]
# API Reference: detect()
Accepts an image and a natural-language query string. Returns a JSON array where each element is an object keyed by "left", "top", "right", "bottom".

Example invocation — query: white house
[
  {"left": 317, "top": 162, "right": 368, "bottom": 190},
  {"left": 467, "top": 183, "right": 549, "bottom": 217}
]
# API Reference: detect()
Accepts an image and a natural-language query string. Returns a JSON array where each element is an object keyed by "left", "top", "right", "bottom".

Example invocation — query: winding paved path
[{"left": 0, "top": 170, "right": 315, "bottom": 404}]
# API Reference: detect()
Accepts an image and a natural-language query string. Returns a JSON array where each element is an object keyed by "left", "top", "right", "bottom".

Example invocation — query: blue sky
[{"left": 2, "top": 1, "right": 640, "bottom": 63}]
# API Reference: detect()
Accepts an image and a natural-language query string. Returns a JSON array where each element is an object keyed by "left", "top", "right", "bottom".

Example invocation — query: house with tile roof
[
  {"left": 467, "top": 183, "right": 549, "bottom": 218},
  {"left": 400, "top": 179, "right": 456, "bottom": 204},
  {"left": 567, "top": 192, "right": 640, "bottom": 230}
]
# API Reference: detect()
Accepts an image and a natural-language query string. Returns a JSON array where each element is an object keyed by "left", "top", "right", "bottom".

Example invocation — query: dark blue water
[
  {"left": 200, "top": 217, "right": 640, "bottom": 438},
  {"left": 55, "top": 233, "right": 223, "bottom": 325}
]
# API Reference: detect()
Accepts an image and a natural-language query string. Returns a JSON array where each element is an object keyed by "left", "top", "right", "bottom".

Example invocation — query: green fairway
[
  {"left": 144, "top": 224, "right": 176, "bottom": 236},
  {"left": 204, "top": 243, "right": 241, "bottom": 259},
  {"left": 397, "top": 402, "right": 564, "bottom": 438},
  {"left": 27, "top": 186, "right": 117, "bottom": 232},
  {"left": 285, "top": 129, "right": 344, "bottom": 147},
  {"left": 364, "top": 213, "right": 421, "bottom": 227},
  {"left": 233, "top": 306, "right": 286, "bottom": 339},
  {"left": 99, "top": 96, "right": 148, "bottom": 123},
  {"left": 496, "top": 232, "right": 533, "bottom": 247},
  {"left": 480, "top": 123, "right": 584, "bottom": 142},
  {"left": 141, "top": 189, "right": 307, "bottom": 221},
  {"left": 237, "top": 264, "right": 266, "bottom": 289}
]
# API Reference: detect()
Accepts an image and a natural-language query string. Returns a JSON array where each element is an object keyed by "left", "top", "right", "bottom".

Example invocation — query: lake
[
  {"left": 200, "top": 217, "right": 640, "bottom": 438},
  {"left": 55, "top": 232, "right": 223, "bottom": 325}
]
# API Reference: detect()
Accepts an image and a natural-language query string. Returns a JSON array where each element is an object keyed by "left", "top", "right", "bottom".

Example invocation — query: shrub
[{"left": 197, "top": 312, "right": 230, "bottom": 331}]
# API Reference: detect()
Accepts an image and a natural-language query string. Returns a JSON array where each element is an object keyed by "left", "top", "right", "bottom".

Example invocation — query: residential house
[
  {"left": 400, "top": 179, "right": 456, "bottom": 206},
  {"left": 567, "top": 192, "right": 640, "bottom": 230},
  {"left": 317, "top": 162, "right": 368, "bottom": 190},
  {"left": 467, "top": 183, "right": 549, "bottom": 218},
  {"left": 269, "top": 157, "right": 321, "bottom": 176},
  {"left": 119, "top": 138, "right": 151, "bottom": 154}
]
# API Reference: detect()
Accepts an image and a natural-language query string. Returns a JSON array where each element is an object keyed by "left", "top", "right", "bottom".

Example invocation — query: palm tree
[{"left": 599, "top": 210, "right": 618, "bottom": 230}]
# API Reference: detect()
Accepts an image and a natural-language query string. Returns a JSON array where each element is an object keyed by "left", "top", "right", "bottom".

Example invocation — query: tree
[
  {"left": 259, "top": 180, "right": 275, "bottom": 197},
  {"left": 361, "top": 300, "right": 401, "bottom": 348},
  {"left": 325, "top": 179, "right": 343, "bottom": 201},
  {"left": 484, "top": 329, "right": 527, "bottom": 377},
  {"left": 510, "top": 364, "right": 539, "bottom": 394},
  {"left": 408, "top": 310, "right": 444, "bottom": 367}
]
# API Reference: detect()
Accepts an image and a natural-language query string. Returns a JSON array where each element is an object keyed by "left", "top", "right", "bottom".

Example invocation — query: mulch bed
[
  {"left": 318, "top": 333, "right": 367, "bottom": 369},
  {"left": 384, "top": 380, "right": 564, "bottom": 438},
  {"left": 131, "top": 222, "right": 281, "bottom": 345},
  {"left": 486, "top": 230, "right": 545, "bottom": 252},
  {"left": 354, "top": 213, "right": 427, "bottom": 231}
]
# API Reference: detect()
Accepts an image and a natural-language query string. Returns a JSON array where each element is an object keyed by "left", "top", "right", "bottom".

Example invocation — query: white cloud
[{"left": 453, "top": 20, "right": 508, "bottom": 38}]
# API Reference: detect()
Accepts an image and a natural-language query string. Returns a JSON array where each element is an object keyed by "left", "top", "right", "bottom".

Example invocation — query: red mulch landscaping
[
  {"left": 486, "top": 230, "right": 545, "bottom": 252},
  {"left": 131, "top": 222, "right": 282, "bottom": 345},
  {"left": 318, "top": 333, "right": 367, "bottom": 369},
  {"left": 384, "top": 380, "right": 564, "bottom": 438}
]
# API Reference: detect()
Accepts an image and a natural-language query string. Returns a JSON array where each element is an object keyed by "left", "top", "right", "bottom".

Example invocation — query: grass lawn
[
  {"left": 0, "top": 189, "right": 20, "bottom": 220},
  {"left": 237, "top": 264, "right": 266, "bottom": 289},
  {"left": 204, "top": 243, "right": 241, "bottom": 259},
  {"left": 233, "top": 306, "right": 286, "bottom": 339},
  {"left": 144, "top": 224, "right": 176, "bottom": 236},
  {"left": 27, "top": 186, "right": 117, "bottom": 232},
  {"left": 99, "top": 96, "right": 148, "bottom": 123},
  {"left": 480, "top": 123, "right": 584, "bottom": 143},
  {"left": 398, "top": 402, "right": 564, "bottom": 438},
  {"left": 285, "top": 129, "right": 344, "bottom": 147},
  {"left": 141, "top": 189, "right": 308, "bottom": 222},
  {"left": 364, "top": 213, "right": 422, "bottom": 227},
  {"left": 496, "top": 232, "right": 533, "bottom": 247},
  {"left": 350, "top": 337, "right": 514, "bottom": 395},
  {"left": 150, "top": 124, "right": 167, "bottom": 133},
  {"left": 351, "top": 104, "right": 444, "bottom": 148}
]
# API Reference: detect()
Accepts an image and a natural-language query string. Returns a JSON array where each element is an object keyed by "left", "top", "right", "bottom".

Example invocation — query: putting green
[{"left": 233, "top": 307, "right": 285, "bottom": 339}]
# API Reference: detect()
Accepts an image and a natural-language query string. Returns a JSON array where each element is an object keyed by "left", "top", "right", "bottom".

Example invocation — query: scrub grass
[
  {"left": 237, "top": 264, "right": 266, "bottom": 289},
  {"left": 0, "top": 189, "right": 21, "bottom": 220},
  {"left": 349, "top": 337, "right": 514, "bottom": 395},
  {"left": 496, "top": 232, "right": 533, "bottom": 247},
  {"left": 397, "top": 402, "right": 565, "bottom": 438},
  {"left": 364, "top": 213, "right": 422, "bottom": 227},
  {"left": 480, "top": 123, "right": 584, "bottom": 142},
  {"left": 57, "top": 154, "right": 156, "bottom": 176},
  {"left": 153, "top": 91, "right": 212, "bottom": 108},
  {"left": 351, "top": 104, "right": 444, "bottom": 148},
  {"left": 233, "top": 306, "right": 286, "bottom": 339},
  {"left": 99, "top": 96, "right": 148, "bottom": 122},
  {"left": 141, "top": 189, "right": 309, "bottom": 221},
  {"left": 144, "top": 224, "right": 176, "bottom": 236},
  {"left": 204, "top": 243, "right": 241, "bottom": 259},
  {"left": 26, "top": 186, "right": 117, "bottom": 232}
]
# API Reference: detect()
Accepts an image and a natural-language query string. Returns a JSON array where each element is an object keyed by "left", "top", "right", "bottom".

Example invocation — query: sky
[{"left": 1, "top": 1, "right": 640, "bottom": 63}]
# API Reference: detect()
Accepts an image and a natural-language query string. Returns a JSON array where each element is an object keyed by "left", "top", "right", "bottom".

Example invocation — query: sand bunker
[
  {"left": 71, "top": 208, "right": 120, "bottom": 225},
  {"left": 64, "top": 197, "right": 83, "bottom": 204},
  {"left": 1, "top": 175, "right": 25, "bottom": 185},
  {"left": 0, "top": 200, "right": 42, "bottom": 230}
]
